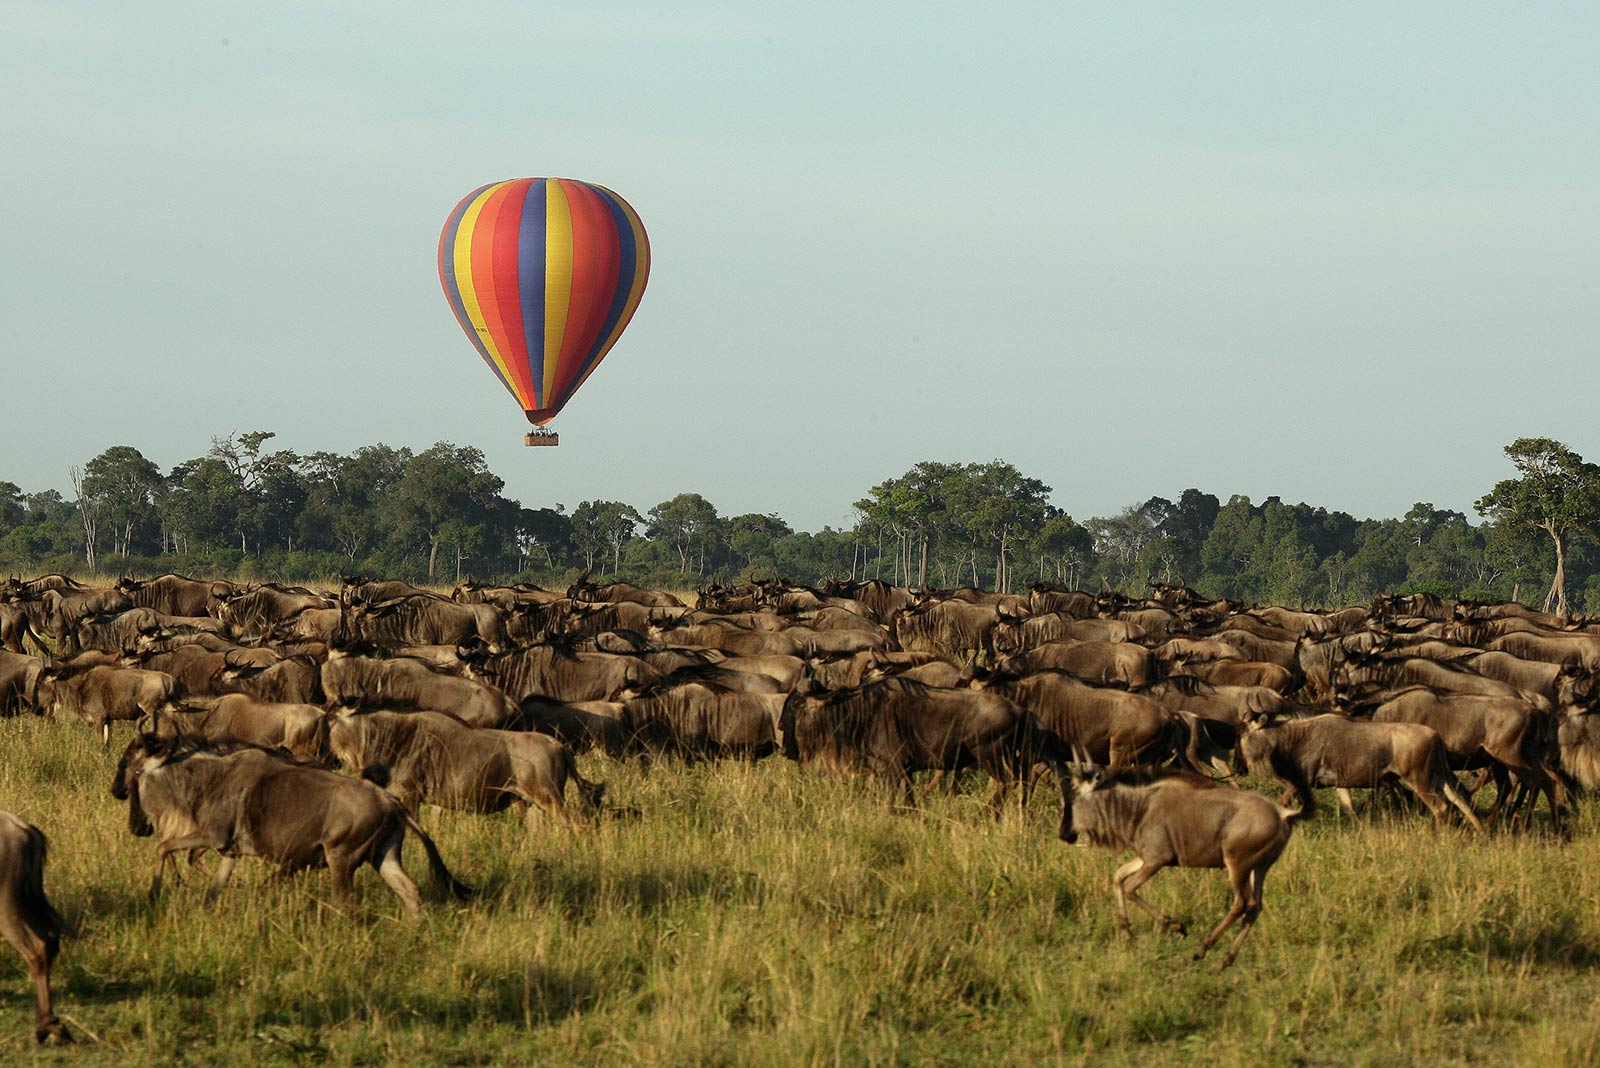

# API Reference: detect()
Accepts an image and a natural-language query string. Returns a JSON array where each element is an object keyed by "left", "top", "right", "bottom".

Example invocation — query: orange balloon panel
[{"left": 438, "top": 178, "right": 650, "bottom": 425}]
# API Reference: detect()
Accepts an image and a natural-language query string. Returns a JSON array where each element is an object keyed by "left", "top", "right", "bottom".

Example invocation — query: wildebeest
[
  {"left": 117, "top": 574, "right": 235, "bottom": 618},
  {"left": 1238, "top": 714, "right": 1483, "bottom": 830},
  {"left": 348, "top": 595, "right": 507, "bottom": 652},
  {"left": 328, "top": 711, "right": 605, "bottom": 831},
  {"left": 321, "top": 647, "right": 520, "bottom": 728},
  {"left": 470, "top": 644, "right": 665, "bottom": 703},
  {"left": 110, "top": 735, "right": 471, "bottom": 912},
  {"left": 0, "top": 812, "right": 69, "bottom": 1043},
  {"left": 159, "top": 695, "right": 328, "bottom": 760},
  {"left": 894, "top": 600, "right": 1011, "bottom": 660},
  {"left": 36, "top": 662, "right": 178, "bottom": 745},
  {"left": 619, "top": 680, "right": 783, "bottom": 761},
  {"left": 1370, "top": 688, "right": 1563, "bottom": 829},
  {"left": 213, "top": 584, "right": 334, "bottom": 639},
  {"left": 976, "top": 668, "right": 1205, "bottom": 770},
  {"left": 0, "top": 650, "right": 45, "bottom": 717},
  {"left": 1000, "top": 639, "right": 1153, "bottom": 688},
  {"left": 1059, "top": 768, "right": 1301, "bottom": 969},
  {"left": 567, "top": 573, "right": 684, "bottom": 608},
  {"left": 779, "top": 677, "right": 1049, "bottom": 809}
]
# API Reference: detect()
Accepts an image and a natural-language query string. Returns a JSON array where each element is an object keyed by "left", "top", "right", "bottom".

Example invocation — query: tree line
[{"left": 2, "top": 433, "right": 1596, "bottom": 611}]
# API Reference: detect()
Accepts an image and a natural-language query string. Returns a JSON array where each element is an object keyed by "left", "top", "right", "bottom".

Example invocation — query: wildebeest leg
[
  {"left": 203, "top": 856, "right": 237, "bottom": 902},
  {"left": 373, "top": 837, "right": 423, "bottom": 916},
  {"left": 0, "top": 906, "right": 69, "bottom": 1044},
  {"left": 1441, "top": 778, "right": 1485, "bottom": 833},
  {"left": 1214, "top": 864, "right": 1269, "bottom": 971},
  {"left": 153, "top": 834, "right": 212, "bottom": 899},
  {"left": 325, "top": 849, "right": 359, "bottom": 910},
  {"left": 1113, "top": 856, "right": 1182, "bottom": 937},
  {"left": 1335, "top": 789, "right": 1358, "bottom": 820}
]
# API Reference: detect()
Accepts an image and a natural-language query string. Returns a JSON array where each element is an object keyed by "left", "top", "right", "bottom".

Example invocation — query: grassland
[{"left": 1, "top": 716, "right": 1599, "bottom": 1067}]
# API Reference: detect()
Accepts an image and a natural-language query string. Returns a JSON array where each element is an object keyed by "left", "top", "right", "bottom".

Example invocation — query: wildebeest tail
[
  {"left": 398, "top": 810, "right": 473, "bottom": 902},
  {"left": 16, "top": 825, "right": 68, "bottom": 949},
  {"left": 564, "top": 748, "right": 607, "bottom": 814}
]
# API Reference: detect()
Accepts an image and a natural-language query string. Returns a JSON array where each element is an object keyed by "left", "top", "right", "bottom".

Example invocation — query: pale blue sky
[{"left": 5, "top": 2, "right": 1597, "bottom": 530}]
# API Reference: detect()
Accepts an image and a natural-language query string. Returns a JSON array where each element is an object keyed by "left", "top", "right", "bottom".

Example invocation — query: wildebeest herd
[{"left": 2, "top": 571, "right": 1599, "bottom": 1041}]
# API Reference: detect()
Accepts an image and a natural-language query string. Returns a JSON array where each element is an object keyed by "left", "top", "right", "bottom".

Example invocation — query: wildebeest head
[
  {"left": 109, "top": 732, "right": 177, "bottom": 836},
  {"left": 1057, "top": 765, "right": 1106, "bottom": 845}
]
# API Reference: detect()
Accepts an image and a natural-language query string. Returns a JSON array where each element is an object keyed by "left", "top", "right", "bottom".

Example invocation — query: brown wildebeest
[
  {"left": 36, "top": 662, "right": 178, "bottom": 745},
  {"left": 567, "top": 573, "right": 685, "bottom": 608},
  {"left": 619, "top": 680, "right": 783, "bottom": 761},
  {"left": 0, "top": 812, "right": 69, "bottom": 1043},
  {"left": 322, "top": 646, "right": 520, "bottom": 728},
  {"left": 328, "top": 711, "right": 605, "bottom": 831},
  {"left": 110, "top": 735, "right": 471, "bottom": 912},
  {"left": 348, "top": 595, "right": 507, "bottom": 652},
  {"left": 1371, "top": 688, "right": 1564, "bottom": 829},
  {"left": 158, "top": 695, "right": 328, "bottom": 760},
  {"left": 1238, "top": 714, "right": 1483, "bottom": 831},
  {"left": 778, "top": 677, "right": 1053, "bottom": 810},
  {"left": 116, "top": 574, "right": 235, "bottom": 618},
  {"left": 1058, "top": 768, "right": 1301, "bottom": 970}
]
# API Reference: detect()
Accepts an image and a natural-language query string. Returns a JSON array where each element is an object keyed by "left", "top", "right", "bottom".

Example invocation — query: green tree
[
  {"left": 646, "top": 493, "right": 721, "bottom": 575},
  {"left": 726, "top": 513, "right": 793, "bottom": 574},
  {"left": 0, "top": 481, "right": 23, "bottom": 534},
  {"left": 383, "top": 443, "right": 509, "bottom": 582},
  {"left": 570, "top": 500, "right": 644, "bottom": 576},
  {"left": 80, "top": 445, "right": 165, "bottom": 559},
  {"left": 1475, "top": 437, "right": 1600, "bottom": 617}
]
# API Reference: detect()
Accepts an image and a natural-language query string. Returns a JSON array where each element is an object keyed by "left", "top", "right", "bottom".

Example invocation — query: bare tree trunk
[
  {"left": 1543, "top": 524, "right": 1568, "bottom": 618},
  {"left": 427, "top": 536, "right": 440, "bottom": 582}
]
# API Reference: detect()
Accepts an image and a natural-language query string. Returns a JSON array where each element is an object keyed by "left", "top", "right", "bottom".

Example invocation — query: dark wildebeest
[
  {"left": 110, "top": 735, "right": 471, "bottom": 912},
  {"left": 348, "top": 595, "right": 507, "bottom": 652},
  {"left": 619, "top": 680, "right": 783, "bottom": 761},
  {"left": 818, "top": 578, "right": 918, "bottom": 625},
  {"left": 0, "top": 601, "right": 43, "bottom": 655},
  {"left": 73, "top": 608, "right": 228, "bottom": 655},
  {"left": 328, "top": 711, "right": 605, "bottom": 831},
  {"left": 471, "top": 644, "right": 665, "bottom": 703},
  {"left": 38, "top": 586, "right": 133, "bottom": 650},
  {"left": 1059, "top": 768, "right": 1301, "bottom": 970},
  {"left": 976, "top": 668, "right": 1208, "bottom": 770},
  {"left": 0, "top": 812, "right": 70, "bottom": 1043},
  {"left": 213, "top": 584, "right": 334, "bottom": 640},
  {"left": 568, "top": 573, "right": 685, "bottom": 608},
  {"left": 321, "top": 647, "right": 520, "bottom": 729},
  {"left": 999, "top": 640, "right": 1154, "bottom": 688},
  {"left": 158, "top": 695, "right": 328, "bottom": 760},
  {"left": 116, "top": 574, "right": 235, "bottom": 618},
  {"left": 0, "top": 651, "right": 45, "bottom": 717},
  {"left": 1238, "top": 714, "right": 1483, "bottom": 830},
  {"left": 894, "top": 600, "right": 1010, "bottom": 661},
  {"left": 520, "top": 696, "right": 631, "bottom": 757},
  {"left": 36, "top": 662, "right": 178, "bottom": 745},
  {"left": 779, "top": 677, "right": 1050, "bottom": 809},
  {"left": 1371, "top": 688, "right": 1564, "bottom": 829}
]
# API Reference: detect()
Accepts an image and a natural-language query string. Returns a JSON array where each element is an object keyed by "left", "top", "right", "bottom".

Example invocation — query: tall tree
[
  {"left": 1475, "top": 437, "right": 1600, "bottom": 617},
  {"left": 383, "top": 443, "right": 509, "bottom": 582},
  {"left": 646, "top": 493, "right": 721, "bottom": 575},
  {"left": 80, "top": 446, "right": 165, "bottom": 559}
]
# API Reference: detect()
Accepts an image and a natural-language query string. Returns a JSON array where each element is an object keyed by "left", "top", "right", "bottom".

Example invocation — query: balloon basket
[{"left": 524, "top": 429, "right": 560, "bottom": 447}]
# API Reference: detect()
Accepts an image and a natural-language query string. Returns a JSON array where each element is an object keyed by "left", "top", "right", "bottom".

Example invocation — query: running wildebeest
[
  {"left": 1058, "top": 767, "right": 1302, "bottom": 970},
  {"left": 109, "top": 735, "right": 471, "bottom": 913},
  {"left": 0, "top": 812, "right": 69, "bottom": 1043}
]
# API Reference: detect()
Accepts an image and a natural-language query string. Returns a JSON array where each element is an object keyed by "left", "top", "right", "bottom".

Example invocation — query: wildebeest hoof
[{"left": 36, "top": 1019, "right": 72, "bottom": 1044}]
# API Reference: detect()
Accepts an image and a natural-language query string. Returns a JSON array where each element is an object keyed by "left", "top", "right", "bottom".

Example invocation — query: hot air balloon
[{"left": 438, "top": 178, "right": 650, "bottom": 445}]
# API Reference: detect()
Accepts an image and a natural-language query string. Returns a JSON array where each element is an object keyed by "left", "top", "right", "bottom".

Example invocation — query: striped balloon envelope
[{"left": 438, "top": 178, "right": 650, "bottom": 434}]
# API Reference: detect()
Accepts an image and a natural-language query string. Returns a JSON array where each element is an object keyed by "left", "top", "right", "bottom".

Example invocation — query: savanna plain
[{"left": 3, "top": 714, "right": 1600, "bottom": 1068}]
